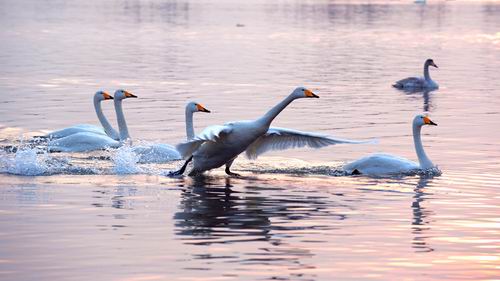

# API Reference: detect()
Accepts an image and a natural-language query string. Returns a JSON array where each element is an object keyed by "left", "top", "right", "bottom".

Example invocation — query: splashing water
[
  {"left": 111, "top": 145, "right": 142, "bottom": 174},
  {"left": 0, "top": 147, "right": 50, "bottom": 176}
]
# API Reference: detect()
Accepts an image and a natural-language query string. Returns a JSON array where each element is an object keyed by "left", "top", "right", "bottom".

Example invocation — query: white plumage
[
  {"left": 45, "top": 91, "right": 119, "bottom": 140},
  {"left": 132, "top": 102, "right": 210, "bottom": 163},
  {"left": 343, "top": 114, "right": 438, "bottom": 176},
  {"left": 48, "top": 90, "right": 136, "bottom": 152}
]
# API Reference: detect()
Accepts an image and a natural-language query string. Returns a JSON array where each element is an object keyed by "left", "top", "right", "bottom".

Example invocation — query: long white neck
[
  {"left": 185, "top": 107, "right": 195, "bottom": 140},
  {"left": 114, "top": 98, "right": 130, "bottom": 142},
  {"left": 258, "top": 94, "right": 296, "bottom": 127},
  {"left": 94, "top": 99, "right": 119, "bottom": 140},
  {"left": 423, "top": 62, "right": 431, "bottom": 81},
  {"left": 413, "top": 123, "right": 434, "bottom": 169}
]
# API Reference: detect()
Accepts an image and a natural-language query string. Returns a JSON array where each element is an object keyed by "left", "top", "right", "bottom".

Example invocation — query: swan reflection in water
[
  {"left": 173, "top": 175, "right": 350, "bottom": 273},
  {"left": 174, "top": 176, "right": 272, "bottom": 244},
  {"left": 402, "top": 89, "right": 436, "bottom": 112},
  {"left": 411, "top": 175, "right": 435, "bottom": 253}
]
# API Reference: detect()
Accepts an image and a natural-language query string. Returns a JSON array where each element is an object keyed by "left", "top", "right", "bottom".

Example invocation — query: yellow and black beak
[
  {"left": 124, "top": 91, "right": 138, "bottom": 98},
  {"left": 102, "top": 92, "right": 114, "bottom": 100},
  {"left": 196, "top": 103, "right": 211, "bottom": 113},
  {"left": 304, "top": 89, "right": 319, "bottom": 98},
  {"left": 423, "top": 116, "right": 437, "bottom": 126}
]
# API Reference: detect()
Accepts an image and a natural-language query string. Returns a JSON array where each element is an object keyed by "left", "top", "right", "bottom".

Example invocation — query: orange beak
[
  {"left": 196, "top": 103, "right": 210, "bottom": 113},
  {"left": 124, "top": 91, "right": 137, "bottom": 98},
  {"left": 423, "top": 116, "right": 438, "bottom": 126},
  {"left": 304, "top": 89, "right": 319, "bottom": 98},
  {"left": 102, "top": 92, "right": 113, "bottom": 100}
]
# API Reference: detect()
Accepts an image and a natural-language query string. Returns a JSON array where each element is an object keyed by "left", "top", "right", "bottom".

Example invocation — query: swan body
[
  {"left": 343, "top": 115, "right": 437, "bottom": 176},
  {"left": 47, "top": 131, "right": 121, "bottom": 152},
  {"left": 173, "top": 87, "right": 366, "bottom": 176},
  {"left": 393, "top": 59, "right": 439, "bottom": 90},
  {"left": 132, "top": 102, "right": 210, "bottom": 163},
  {"left": 133, "top": 143, "right": 181, "bottom": 163},
  {"left": 45, "top": 91, "right": 119, "bottom": 140},
  {"left": 48, "top": 90, "right": 137, "bottom": 152}
]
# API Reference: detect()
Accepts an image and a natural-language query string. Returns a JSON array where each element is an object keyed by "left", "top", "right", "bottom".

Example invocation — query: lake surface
[{"left": 1, "top": 0, "right": 499, "bottom": 280}]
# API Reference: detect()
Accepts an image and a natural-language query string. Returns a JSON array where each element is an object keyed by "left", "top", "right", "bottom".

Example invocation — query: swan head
[
  {"left": 291, "top": 86, "right": 319, "bottom": 99},
  {"left": 94, "top": 91, "right": 114, "bottom": 101},
  {"left": 414, "top": 114, "right": 438, "bottom": 127},
  {"left": 114, "top": 89, "right": 138, "bottom": 100},
  {"left": 425, "top": 59, "right": 438, "bottom": 68},
  {"left": 187, "top": 102, "right": 210, "bottom": 113}
]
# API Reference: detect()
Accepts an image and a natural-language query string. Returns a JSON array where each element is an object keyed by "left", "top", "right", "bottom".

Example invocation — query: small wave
[{"left": 240, "top": 160, "right": 349, "bottom": 177}]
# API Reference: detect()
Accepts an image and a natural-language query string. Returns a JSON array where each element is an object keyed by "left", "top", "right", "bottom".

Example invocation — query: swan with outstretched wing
[{"left": 171, "top": 87, "right": 369, "bottom": 176}]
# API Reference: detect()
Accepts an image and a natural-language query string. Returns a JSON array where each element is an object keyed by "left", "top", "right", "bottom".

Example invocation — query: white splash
[
  {"left": 111, "top": 144, "right": 142, "bottom": 174},
  {"left": 0, "top": 147, "right": 50, "bottom": 176}
]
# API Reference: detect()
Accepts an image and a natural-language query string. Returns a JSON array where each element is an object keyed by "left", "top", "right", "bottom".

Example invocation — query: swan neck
[
  {"left": 258, "top": 94, "right": 295, "bottom": 126},
  {"left": 424, "top": 62, "right": 431, "bottom": 81},
  {"left": 94, "top": 98, "right": 118, "bottom": 139},
  {"left": 185, "top": 107, "right": 195, "bottom": 140},
  {"left": 413, "top": 123, "right": 434, "bottom": 169},
  {"left": 114, "top": 98, "right": 130, "bottom": 142}
]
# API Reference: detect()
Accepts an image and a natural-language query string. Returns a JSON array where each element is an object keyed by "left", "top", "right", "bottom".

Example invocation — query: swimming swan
[
  {"left": 343, "top": 114, "right": 437, "bottom": 176},
  {"left": 170, "top": 87, "right": 367, "bottom": 176},
  {"left": 45, "top": 91, "right": 120, "bottom": 140},
  {"left": 132, "top": 102, "right": 211, "bottom": 163},
  {"left": 47, "top": 90, "right": 137, "bottom": 152},
  {"left": 393, "top": 59, "right": 439, "bottom": 90}
]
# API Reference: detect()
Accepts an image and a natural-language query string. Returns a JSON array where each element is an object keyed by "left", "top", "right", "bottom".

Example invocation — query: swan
[
  {"left": 343, "top": 114, "right": 438, "bottom": 176},
  {"left": 45, "top": 91, "right": 120, "bottom": 140},
  {"left": 47, "top": 90, "right": 137, "bottom": 152},
  {"left": 393, "top": 59, "right": 439, "bottom": 90},
  {"left": 131, "top": 102, "right": 211, "bottom": 163},
  {"left": 170, "top": 87, "right": 368, "bottom": 176}
]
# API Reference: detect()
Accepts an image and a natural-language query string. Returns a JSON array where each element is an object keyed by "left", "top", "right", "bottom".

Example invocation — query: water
[{"left": 1, "top": 0, "right": 499, "bottom": 280}]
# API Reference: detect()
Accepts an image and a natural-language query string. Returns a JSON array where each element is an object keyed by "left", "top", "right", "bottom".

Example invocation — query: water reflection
[
  {"left": 173, "top": 176, "right": 350, "bottom": 276},
  {"left": 411, "top": 176, "right": 435, "bottom": 253},
  {"left": 174, "top": 176, "right": 272, "bottom": 245},
  {"left": 174, "top": 176, "right": 347, "bottom": 244},
  {"left": 401, "top": 89, "right": 436, "bottom": 112}
]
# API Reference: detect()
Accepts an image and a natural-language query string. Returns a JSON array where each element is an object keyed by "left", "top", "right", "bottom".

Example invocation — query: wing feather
[
  {"left": 245, "top": 127, "right": 371, "bottom": 160},
  {"left": 175, "top": 125, "right": 232, "bottom": 158}
]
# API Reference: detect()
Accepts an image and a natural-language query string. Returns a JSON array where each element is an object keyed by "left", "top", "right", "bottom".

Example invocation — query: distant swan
[
  {"left": 393, "top": 59, "right": 439, "bottom": 90},
  {"left": 47, "top": 90, "right": 137, "bottom": 152},
  {"left": 343, "top": 114, "right": 438, "bottom": 176},
  {"left": 170, "top": 87, "right": 367, "bottom": 176},
  {"left": 45, "top": 91, "right": 119, "bottom": 140},
  {"left": 132, "top": 102, "right": 211, "bottom": 163}
]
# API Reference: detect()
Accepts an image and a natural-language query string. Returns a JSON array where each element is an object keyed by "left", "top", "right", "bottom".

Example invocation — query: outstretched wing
[
  {"left": 245, "top": 127, "right": 371, "bottom": 160},
  {"left": 175, "top": 125, "right": 232, "bottom": 158}
]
